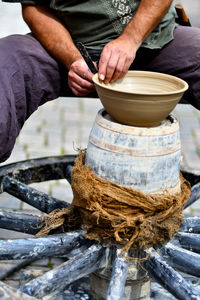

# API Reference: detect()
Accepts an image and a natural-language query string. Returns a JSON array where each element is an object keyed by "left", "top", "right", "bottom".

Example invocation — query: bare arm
[
  {"left": 99, "top": 0, "right": 173, "bottom": 83},
  {"left": 22, "top": 5, "right": 95, "bottom": 96}
]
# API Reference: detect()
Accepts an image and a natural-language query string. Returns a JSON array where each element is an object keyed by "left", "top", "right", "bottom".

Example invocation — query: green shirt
[{"left": 4, "top": 0, "right": 177, "bottom": 51}]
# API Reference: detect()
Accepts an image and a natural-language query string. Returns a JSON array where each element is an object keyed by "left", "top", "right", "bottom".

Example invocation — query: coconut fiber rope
[{"left": 37, "top": 152, "right": 191, "bottom": 251}]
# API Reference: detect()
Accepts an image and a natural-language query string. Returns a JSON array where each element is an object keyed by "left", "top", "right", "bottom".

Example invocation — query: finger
[
  {"left": 111, "top": 53, "right": 134, "bottom": 82},
  {"left": 71, "top": 80, "right": 95, "bottom": 92},
  {"left": 98, "top": 45, "right": 112, "bottom": 81},
  {"left": 68, "top": 70, "right": 94, "bottom": 90},
  {"left": 79, "top": 68, "right": 94, "bottom": 83},
  {"left": 110, "top": 54, "right": 127, "bottom": 82},
  {"left": 71, "top": 86, "right": 88, "bottom": 97},
  {"left": 70, "top": 81, "right": 95, "bottom": 96},
  {"left": 71, "top": 60, "right": 94, "bottom": 83},
  {"left": 104, "top": 49, "right": 120, "bottom": 83}
]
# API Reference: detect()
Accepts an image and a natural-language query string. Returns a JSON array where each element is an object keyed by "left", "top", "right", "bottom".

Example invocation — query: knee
[
  {"left": 0, "top": 34, "right": 38, "bottom": 70},
  {"left": 0, "top": 123, "right": 16, "bottom": 163},
  {"left": 0, "top": 34, "right": 22, "bottom": 60},
  {"left": 0, "top": 94, "right": 18, "bottom": 163}
]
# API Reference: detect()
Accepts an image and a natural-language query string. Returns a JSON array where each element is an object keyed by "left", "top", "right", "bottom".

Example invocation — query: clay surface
[{"left": 93, "top": 71, "right": 188, "bottom": 127}]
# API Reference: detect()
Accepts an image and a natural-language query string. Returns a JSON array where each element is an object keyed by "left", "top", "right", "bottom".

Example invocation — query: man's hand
[
  {"left": 98, "top": 0, "right": 173, "bottom": 84},
  {"left": 98, "top": 35, "right": 137, "bottom": 84},
  {"left": 22, "top": 5, "right": 96, "bottom": 96},
  {"left": 68, "top": 59, "right": 96, "bottom": 96}
]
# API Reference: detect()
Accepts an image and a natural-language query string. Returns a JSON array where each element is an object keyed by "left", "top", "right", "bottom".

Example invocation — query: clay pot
[{"left": 93, "top": 71, "right": 188, "bottom": 127}]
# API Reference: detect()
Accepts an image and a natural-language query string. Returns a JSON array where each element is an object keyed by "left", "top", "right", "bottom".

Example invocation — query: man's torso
[{"left": 3, "top": 0, "right": 177, "bottom": 51}]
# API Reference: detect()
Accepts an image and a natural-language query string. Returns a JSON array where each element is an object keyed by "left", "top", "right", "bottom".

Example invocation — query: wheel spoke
[
  {"left": 0, "top": 155, "right": 76, "bottom": 190},
  {"left": 106, "top": 249, "right": 128, "bottom": 300},
  {"left": 0, "top": 155, "right": 199, "bottom": 298},
  {"left": 185, "top": 182, "right": 200, "bottom": 209},
  {"left": 20, "top": 244, "right": 107, "bottom": 298},
  {"left": 0, "top": 232, "right": 85, "bottom": 260},
  {"left": 65, "top": 165, "right": 73, "bottom": 184},
  {"left": 173, "top": 232, "right": 200, "bottom": 253},
  {"left": 160, "top": 243, "right": 200, "bottom": 277},
  {"left": 0, "top": 209, "right": 43, "bottom": 235},
  {"left": 181, "top": 166, "right": 200, "bottom": 187},
  {"left": 180, "top": 217, "right": 200, "bottom": 233},
  {"left": 2, "top": 176, "right": 70, "bottom": 213},
  {"left": 144, "top": 248, "right": 200, "bottom": 300},
  {"left": 151, "top": 282, "right": 178, "bottom": 300}
]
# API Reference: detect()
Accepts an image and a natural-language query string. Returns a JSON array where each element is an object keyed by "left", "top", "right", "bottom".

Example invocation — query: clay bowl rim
[{"left": 92, "top": 71, "right": 188, "bottom": 96}]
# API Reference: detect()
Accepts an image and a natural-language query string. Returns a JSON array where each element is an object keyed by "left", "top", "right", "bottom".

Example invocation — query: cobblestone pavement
[{"left": 0, "top": 2, "right": 200, "bottom": 298}]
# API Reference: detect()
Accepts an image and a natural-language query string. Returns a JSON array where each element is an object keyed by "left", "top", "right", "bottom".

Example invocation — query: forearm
[
  {"left": 98, "top": 0, "right": 173, "bottom": 82},
  {"left": 21, "top": 5, "right": 82, "bottom": 69},
  {"left": 121, "top": 0, "right": 173, "bottom": 49}
]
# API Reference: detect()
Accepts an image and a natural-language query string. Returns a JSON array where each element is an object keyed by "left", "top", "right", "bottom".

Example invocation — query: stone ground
[{"left": 0, "top": 2, "right": 200, "bottom": 299}]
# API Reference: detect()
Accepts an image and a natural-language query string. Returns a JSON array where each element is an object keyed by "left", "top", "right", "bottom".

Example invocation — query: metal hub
[{"left": 0, "top": 155, "right": 200, "bottom": 300}]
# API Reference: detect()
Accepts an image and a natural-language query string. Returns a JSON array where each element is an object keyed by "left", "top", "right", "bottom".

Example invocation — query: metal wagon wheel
[{"left": 0, "top": 155, "right": 200, "bottom": 300}]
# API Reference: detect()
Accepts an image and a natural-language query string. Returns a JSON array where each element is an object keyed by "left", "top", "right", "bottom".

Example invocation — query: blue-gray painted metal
[
  {"left": 2, "top": 176, "right": 69, "bottom": 213},
  {"left": 174, "top": 232, "right": 200, "bottom": 253},
  {"left": 151, "top": 282, "right": 177, "bottom": 300},
  {"left": 0, "top": 154, "right": 76, "bottom": 191},
  {"left": 160, "top": 243, "right": 200, "bottom": 277},
  {"left": 185, "top": 182, "right": 200, "bottom": 209},
  {"left": 144, "top": 248, "right": 200, "bottom": 300},
  {"left": 180, "top": 166, "right": 200, "bottom": 188},
  {"left": 65, "top": 165, "right": 73, "bottom": 184},
  {"left": 0, "top": 232, "right": 85, "bottom": 260},
  {"left": 0, "top": 209, "right": 43, "bottom": 235},
  {"left": 106, "top": 249, "right": 128, "bottom": 300},
  {"left": 20, "top": 244, "right": 107, "bottom": 298},
  {"left": 65, "top": 240, "right": 94, "bottom": 259},
  {"left": 180, "top": 217, "right": 200, "bottom": 233}
]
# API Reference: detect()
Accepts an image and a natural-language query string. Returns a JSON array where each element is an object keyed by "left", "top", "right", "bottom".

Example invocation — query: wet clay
[{"left": 93, "top": 71, "right": 188, "bottom": 127}]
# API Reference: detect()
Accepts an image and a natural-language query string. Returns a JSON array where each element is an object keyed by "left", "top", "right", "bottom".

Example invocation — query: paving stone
[
  {"left": 30, "top": 180, "right": 73, "bottom": 203},
  {"left": 21, "top": 202, "right": 45, "bottom": 213},
  {"left": 19, "top": 269, "right": 46, "bottom": 286},
  {"left": 50, "top": 258, "right": 66, "bottom": 266},
  {"left": 32, "top": 259, "right": 50, "bottom": 267},
  {"left": 26, "top": 265, "right": 50, "bottom": 272},
  {"left": 0, "top": 193, "right": 22, "bottom": 210},
  {"left": 1, "top": 268, "right": 21, "bottom": 281},
  {"left": 3, "top": 279, "right": 19, "bottom": 290},
  {"left": 0, "top": 262, "right": 18, "bottom": 275},
  {"left": 0, "top": 229, "right": 32, "bottom": 239}
]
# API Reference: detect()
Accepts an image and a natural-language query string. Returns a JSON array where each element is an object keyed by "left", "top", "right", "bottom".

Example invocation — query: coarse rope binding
[{"left": 37, "top": 152, "right": 191, "bottom": 251}]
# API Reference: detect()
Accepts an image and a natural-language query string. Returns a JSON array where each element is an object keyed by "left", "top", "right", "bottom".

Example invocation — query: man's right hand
[
  {"left": 21, "top": 5, "right": 96, "bottom": 97},
  {"left": 68, "top": 59, "right": 96, "bottom": 96}
]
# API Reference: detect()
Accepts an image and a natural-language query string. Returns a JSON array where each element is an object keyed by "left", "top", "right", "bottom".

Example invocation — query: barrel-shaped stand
[
  {"left": 86, "top": 109, "right": 181, "bottom": 194},
  {"left": 86, "top": 109, "right": 182, "bottom": 299}
]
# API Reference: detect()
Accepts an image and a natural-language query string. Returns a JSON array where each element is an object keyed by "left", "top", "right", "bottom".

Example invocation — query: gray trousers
[{"left": 0, "top": 25, "right": 200, "bottom": 162}]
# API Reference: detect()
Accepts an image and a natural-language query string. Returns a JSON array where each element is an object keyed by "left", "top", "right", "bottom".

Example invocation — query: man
[{"left": 0, "top": 0, "right": 200, "bottom": 162}]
